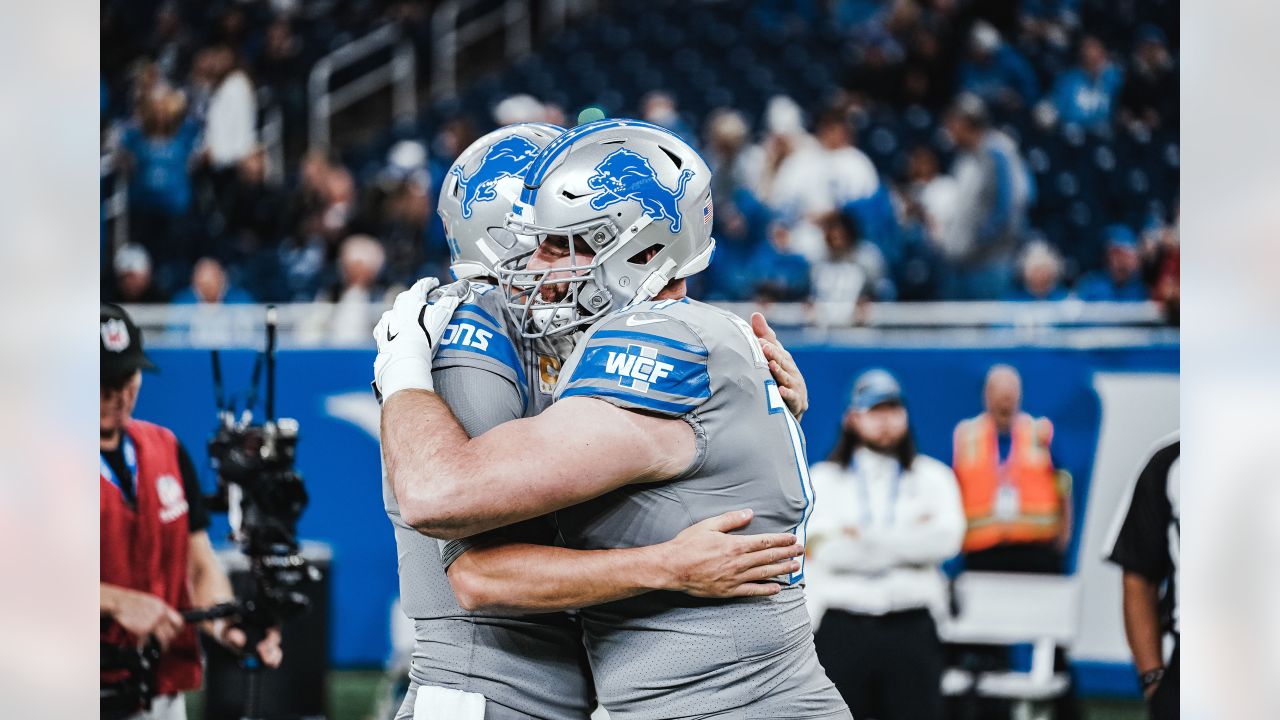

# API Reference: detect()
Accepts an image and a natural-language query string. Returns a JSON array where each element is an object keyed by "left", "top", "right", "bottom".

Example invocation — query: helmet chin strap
[{"left": 630, "top": 257, "right": 680, "bottom": 307}]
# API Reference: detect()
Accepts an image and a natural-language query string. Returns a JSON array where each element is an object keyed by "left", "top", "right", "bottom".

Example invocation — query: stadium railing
[
  {"left": 124, "top": 301, "right": 1178, "bottom": 350},
  {"left": 308, "top": 23, "right": 417, "bottom": 153}
]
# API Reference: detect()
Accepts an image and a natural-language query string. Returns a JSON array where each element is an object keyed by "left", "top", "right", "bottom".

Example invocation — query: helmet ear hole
[
  {"left": 626, "top": 243, "right": 666, "bottom": 266},
  {"left": 659, "top": 145, "right": 684, "bottom": 168}
]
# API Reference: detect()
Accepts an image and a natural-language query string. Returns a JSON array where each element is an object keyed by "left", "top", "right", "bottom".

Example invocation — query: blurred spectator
[
  {"left": 274, "top": 152, "right": 353, "bottom": 301},
  {"left": 308, "top": 157, "right": 357, "bottom": 247},
  {"left": 936, "top": 94, "right": 1032, "bottom": 299},
  {"left": 703, "top": 188, "right": 774, "bottom": 301},
  {"left": 951, "top": 363, "right": 1082, "bottom": 720},
  {"left": 493, "top": 93, "right": 546, "bottom": 126},
  {"left": 172, "top": 257, "right": 254, "bottom": 305},
  {"left": 1144, "top": 218, "right": 1180, "bottom": 324},
  {"left": 1046, "top": 35, "right": 1123, "bottom": 130},
  {"left": 901, "top": 145, "right": 958, "bottom": 245},
  {"left": 747, "top": 223, "right": 812, "bottom": 302},
  {"left": 1076, "top": 225, "right": 1149, "bottom": 301},
  {"left": 148, "top": 2, "right": 193, "bottom": 85},
  {"left": 108, "top": 245, "right": 166, "bottom": 304},
  {"left": 808, "top": 369, "right": 964, "bottom": 720},
  {"left": 362, "top": 140, "right": 436, "bottom": 285},
  {"left": 642, "top": 90, "right": 696, "bottom": 145},
  {"left": 195, "top": 44, "right": 257, "bottom": 171},
  {"left": 771, "top": 108, "right": 879, "bottom": 220},
  {"left": 256, "top": 18, "right": 304, "bottom": 96},
  {"left": 1006, "top": 240, "right": 1068, "bottom": 301},
  {"left": 218, "top": 147, "right": 286, "bottom": 258},
  {"left": 897, "top": 6, "right": 961, "bottom": 111},
  {"left": 811, "top": 212, "right": 889, "bottom": 325},
  {"left": 957, "top": 21, "right": 1039, "bottom": 112},
  {"left": 953, "top": 364, "right": 1072, "bottom": 569},
  {"left": 430, "top": 116, "right": 479, "bottom": 173},
  {"left": 306, "top": 234, "right": 390, "bottom": 345},
  {"left": 750, "top": 95, "right": 817, "bottom": 205},
  {"left": 118, "top": 84, "right": 202, "bottom": 294},
  {"left": 1119, "top": 24, "right": 1177, "bottom": 131},
  {"left": 703, "top": 109, "right": 760, "bottom": 201},
  {"left": 255, "top": 17, "right": 308, "bottom": 160}
]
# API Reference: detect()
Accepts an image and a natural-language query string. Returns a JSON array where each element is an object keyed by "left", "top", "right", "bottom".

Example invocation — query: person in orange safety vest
[{"left": 951, "top": 364, "right": 1072, "bottom": 573}]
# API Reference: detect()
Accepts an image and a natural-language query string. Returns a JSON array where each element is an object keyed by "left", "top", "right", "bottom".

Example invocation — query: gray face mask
[{"left": 494, "top": 223, "right": 614, "bottom": 340}]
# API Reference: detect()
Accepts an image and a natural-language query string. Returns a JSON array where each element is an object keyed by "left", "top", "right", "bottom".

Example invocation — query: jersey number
[{"left": 766, "top": 380, "right": 814, "bottom": 583}]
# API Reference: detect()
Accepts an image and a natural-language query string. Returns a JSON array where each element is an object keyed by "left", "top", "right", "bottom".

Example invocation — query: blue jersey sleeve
[
  {"left": 556, "top": 310, "right": 710, "bottom": 418},
  {"left": 432, "top": 282, "right": 527, "bottom": 399}
]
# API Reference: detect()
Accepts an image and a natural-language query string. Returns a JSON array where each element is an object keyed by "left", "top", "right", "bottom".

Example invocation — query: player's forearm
[
  {"left": 383, "top": 390, "right": 574, "bottom": 538},
  {"left": 382, "top": 389, "right": 491, "bottom": 537},
  {"left": 385, "top": 393, "right": 681, "bottom": 539},
  {"left": 447, "top": 542, "right": 670, "bottom": 614},
  {"left": 1121, "top": 572, "right": 1166, "bottom": 673}
]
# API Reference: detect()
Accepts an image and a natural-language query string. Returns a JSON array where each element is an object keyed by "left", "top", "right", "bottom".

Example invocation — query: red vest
[{"left": 101, "top": 419, "right": 202, "bottom": 695}]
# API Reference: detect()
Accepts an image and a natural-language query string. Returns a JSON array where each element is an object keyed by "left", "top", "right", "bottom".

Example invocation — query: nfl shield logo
[{"left": 101, "top": 318, "right": 130, "bottom": 352}]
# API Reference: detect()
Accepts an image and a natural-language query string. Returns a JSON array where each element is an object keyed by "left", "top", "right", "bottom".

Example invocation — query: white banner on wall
[{"left": 1074, "top": 372, "right": 1180, "bottom": 663}]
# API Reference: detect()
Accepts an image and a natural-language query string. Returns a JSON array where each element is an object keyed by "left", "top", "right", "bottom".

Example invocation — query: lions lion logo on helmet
[
  {"left": 451, "top": 135, "right": 542, "bottom": 219},
  {"left": 586, "top": 148, "right": 695, "bottom": 233}
]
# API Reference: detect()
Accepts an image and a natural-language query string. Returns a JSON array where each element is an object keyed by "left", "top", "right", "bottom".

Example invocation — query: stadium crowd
[{"left": 100, "top": 0, "right": 1178, "bottom": 318}]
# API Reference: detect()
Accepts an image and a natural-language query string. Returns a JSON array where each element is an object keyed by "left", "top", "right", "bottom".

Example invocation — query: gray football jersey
[
  {"left": 551, "top": 298, "right": 848, "bottom": 720},
  {"left": 383, "top": 281, "right": 593, "bottom": 720}
]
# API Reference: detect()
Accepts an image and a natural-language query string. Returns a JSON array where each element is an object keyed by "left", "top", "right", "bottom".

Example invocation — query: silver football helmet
[
  {"left": 495, "top": 119, "right": 715, "bottom": 338},
  {"left": 437, "top": 122, "right": 564, "bottom": 280}
]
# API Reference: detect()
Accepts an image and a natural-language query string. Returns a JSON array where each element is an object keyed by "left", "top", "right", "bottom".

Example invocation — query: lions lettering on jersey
[
  {"left": 433, "top": 297, "right": 527, "bottom": 397},
  {"left": 604, "top": 344, "right": 675, "bottom": 393},
  {"left": 440, "top": 321, "right": 493, "bottom": 352}
]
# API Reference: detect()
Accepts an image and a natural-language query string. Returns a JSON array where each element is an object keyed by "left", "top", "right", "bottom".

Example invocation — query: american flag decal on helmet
[{"left": 703, "top": 197, "right": 713, "bottom": 226}]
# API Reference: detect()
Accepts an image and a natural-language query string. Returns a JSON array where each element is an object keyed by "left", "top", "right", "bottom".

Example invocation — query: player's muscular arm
[
  {"left": 383, "top": 392, "right": 696, "bottom": 539},
  {"left": 447, "top": 510, "right": 804, "bottom": 613}
]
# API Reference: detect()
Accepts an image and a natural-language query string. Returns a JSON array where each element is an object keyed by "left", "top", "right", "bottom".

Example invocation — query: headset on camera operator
[{"left": 100, "top": 303, "right": 282, "bottom": 720}]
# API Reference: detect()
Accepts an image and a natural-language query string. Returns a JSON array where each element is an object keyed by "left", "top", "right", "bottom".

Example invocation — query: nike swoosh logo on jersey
[{"left": 625, "top": 315, "right": 667, "bottom": 327}]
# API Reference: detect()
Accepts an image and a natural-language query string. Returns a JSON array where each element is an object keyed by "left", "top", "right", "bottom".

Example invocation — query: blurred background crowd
[{"left": 100, "top": 0, "right": 1179, "bottom": 323}]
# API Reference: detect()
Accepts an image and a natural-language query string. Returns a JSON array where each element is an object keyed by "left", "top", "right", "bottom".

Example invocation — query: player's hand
[
  {"left": 661, "top": 509, "right": 804, "bottom": 598},
  {"left": 218, "top": 624, "right": 284, "bottom": 668},
  {"left": 109, "top": 588, "right": 184, "bottom": 650},
  {"left": 751, "top": 312, "right": 808, "bottom": 420},
  {"left": 373, "top": 279, "right": 468, "bottom": 399}
]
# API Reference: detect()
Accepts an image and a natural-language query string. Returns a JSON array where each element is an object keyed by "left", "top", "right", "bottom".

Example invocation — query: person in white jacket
[{"left": 807, "top": 368, "right": 966, "bottom": 720}]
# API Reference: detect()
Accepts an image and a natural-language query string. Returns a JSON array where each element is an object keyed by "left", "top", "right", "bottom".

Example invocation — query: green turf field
[{"left": 186, "top": 670, "right": 1147, "bottom": 720}]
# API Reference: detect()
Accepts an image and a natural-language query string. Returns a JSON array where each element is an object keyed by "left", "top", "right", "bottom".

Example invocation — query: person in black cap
[
  {"left": 99, "top": 303, "right": 281, "bottom": 720},
  {"left": 805, "top": 369, "right": 966, "bottom": 720}
]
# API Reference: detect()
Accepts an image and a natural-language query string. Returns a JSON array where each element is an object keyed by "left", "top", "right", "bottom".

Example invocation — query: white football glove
[{"left": 372, "top": 278, "right": 469, "bottom": 400}]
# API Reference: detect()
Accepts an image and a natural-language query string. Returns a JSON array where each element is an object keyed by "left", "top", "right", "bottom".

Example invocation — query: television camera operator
[{"left": 99, "top": 303, "right": 281, "bottom": 719}]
